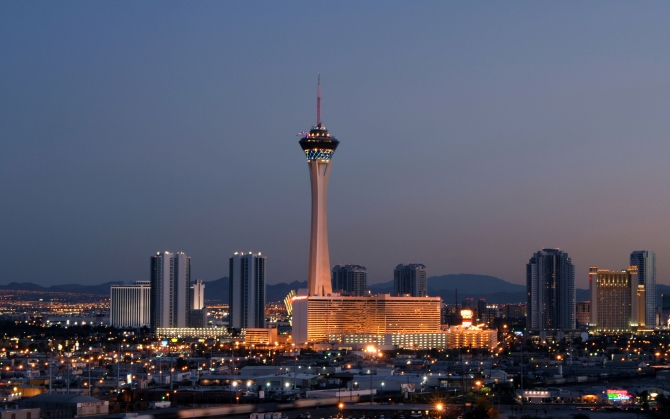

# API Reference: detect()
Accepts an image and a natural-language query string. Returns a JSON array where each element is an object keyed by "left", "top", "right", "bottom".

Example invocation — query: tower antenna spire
[{"left": 317, "top": 72, "right": 321, "bottom": 126}]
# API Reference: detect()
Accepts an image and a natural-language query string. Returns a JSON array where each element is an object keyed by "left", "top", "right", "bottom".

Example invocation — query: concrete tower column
[{"left": 307, "top": 159, "right": 333, "bottom": 296}]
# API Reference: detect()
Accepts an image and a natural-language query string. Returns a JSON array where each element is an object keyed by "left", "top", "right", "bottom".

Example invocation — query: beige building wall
[
  {"left": 589, "top": 266, "right": 638, "bottom": 333},
  {"left": 294, "top": 294, "right": 441, "bottom": 343}
]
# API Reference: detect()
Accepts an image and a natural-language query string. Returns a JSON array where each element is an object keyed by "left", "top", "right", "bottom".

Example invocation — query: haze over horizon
[{"left": 2, "top": 2, "right": 670, "bottom": 290}]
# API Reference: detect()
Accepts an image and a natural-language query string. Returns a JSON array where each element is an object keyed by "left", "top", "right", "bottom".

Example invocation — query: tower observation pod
[{"left": 299, "top": 75, "right": 339, "bottom": 296}]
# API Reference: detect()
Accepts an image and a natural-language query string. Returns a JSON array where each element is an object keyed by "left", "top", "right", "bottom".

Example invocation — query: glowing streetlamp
[
  {"left": 230, "top": 381, "right": 237, "bottom": 406},
  {"left": 435, "top": 403, "right": 444, "bottom": 418}
]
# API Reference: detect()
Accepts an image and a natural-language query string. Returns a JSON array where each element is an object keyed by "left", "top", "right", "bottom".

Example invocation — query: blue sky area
[{"left": 2, "top": 2, "right": 670, "bottom": 288}]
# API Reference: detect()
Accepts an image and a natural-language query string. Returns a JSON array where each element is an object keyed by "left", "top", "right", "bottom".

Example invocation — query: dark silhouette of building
[
  {"left": 331, "top": 264, "right": 367, "bottom": 296},
  {"left": 526, "top": 248, "right": 575, "bottom": 330},
  {"left": 393, "top": 263, "right": 427, "bottom": 297},
  {"left": 630, "top": 250, "right": 656, "bottom": 327}
]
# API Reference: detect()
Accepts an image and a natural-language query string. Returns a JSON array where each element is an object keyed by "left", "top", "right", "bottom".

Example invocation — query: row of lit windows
[{"left": 306, "top": 298, "right": 441, "bottom": 342}]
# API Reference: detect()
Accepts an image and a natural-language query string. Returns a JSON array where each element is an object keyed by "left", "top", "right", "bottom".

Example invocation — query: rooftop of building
[
  {"left": 295, "top": 293, "right": 440, "bottom": 301},
  {"left": 22, "top": 394, "right": 104, "bottom": 405}
]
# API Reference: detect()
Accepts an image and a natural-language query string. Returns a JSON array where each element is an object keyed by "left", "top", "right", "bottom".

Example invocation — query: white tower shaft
[{"left": 307, "top": 159, "right": 333, "bottom": 296}]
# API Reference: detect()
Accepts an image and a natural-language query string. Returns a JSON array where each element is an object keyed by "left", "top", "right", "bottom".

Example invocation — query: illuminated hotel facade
[
  {"left": 291, "top": 294, "right": 498, "bottom": 350},
  {"left": 443, "top": 325, "right": 498, "bottom": 350},
  {"left": 292, "top": 294, "right": 442, "bottom": 345},
  {"left": 589, "top": 266, "right": 641, "bottom": 333}
]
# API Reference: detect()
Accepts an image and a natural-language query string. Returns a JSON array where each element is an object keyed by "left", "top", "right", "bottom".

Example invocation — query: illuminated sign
[
  {"left": 461, "top": 309, "right": 473, "bottom": 327},
  {"left": 606, "top": 390, "right": 631, "bottom": 401}
]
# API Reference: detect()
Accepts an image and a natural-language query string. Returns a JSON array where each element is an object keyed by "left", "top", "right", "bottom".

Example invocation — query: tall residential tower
[
  {"left": 331, "top": 264, "right": 367, "bottom": 296},
  {"left": 228, "top": 252, "right": 266, "bottom": 329},
  {"left": 150, "top": 251, "right": 191, "bottom": 330},
  {"left": 526, "top": 248, "right": 575, "bottom": 330},
  {"left": 299, "top": 75, "right": 339, "bottom": 296},
  {"left": 394, "top": 263, "right": 427, "bottom": 297},
  {"left": 630, "top": 250, "right": 656, "bottom": 327}
]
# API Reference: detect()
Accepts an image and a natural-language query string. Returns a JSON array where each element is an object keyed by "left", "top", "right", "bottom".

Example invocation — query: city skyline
[{"left": 2, "top": 3, "right": 670, "bottom": 288}]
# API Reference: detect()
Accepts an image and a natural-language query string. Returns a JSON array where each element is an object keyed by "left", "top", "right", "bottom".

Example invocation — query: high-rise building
[
  {"left": 298, "top": 76, "right": 339, "bottom": 296},
  {"left": 589, "top": 266, "right": 640, "bottom": 333},
  {"left": 526, "top": 248, "right": 575, "bottom": 330},
  {"left": 476, "top": 298, "right": 487, "bottom": 322},
  {"left": 110, "top": 281, "right": 151, "bottom": 328},
  {"left": 331, "top": 264, "right": 367, "bottom": 296},
  {"left": 191, "top": 279, "right": 205, "bottom": 310},
  {"left": 393, "top": 263, "right": 427, "bottom": 297},
  {"left": 150, "top": 251, "right": 191, "bottom": 330},
  {"left": 229, "top": 252, "right": 266, "bottom": 329},
  {"left": 630, "top": 250, "right": 656, "bottom": 327},
  {"left": 189, "top": 279, "right": 207, "bottom": 328}
]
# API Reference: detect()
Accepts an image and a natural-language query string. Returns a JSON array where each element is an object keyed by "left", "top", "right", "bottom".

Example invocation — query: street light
[
  {"left": 231, "top": 381, "right": 237, "bottom": 406},
  {"left": 435, "top": 403, "right": 444, "bottom": 419}
]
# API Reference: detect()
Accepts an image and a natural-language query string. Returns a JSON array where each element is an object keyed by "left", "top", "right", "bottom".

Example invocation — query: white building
[
  {"left": 191, "top": 279, "right": 205, "bottom": 310},
  {"left": 110, "top": 281, "right": 151, "bottom": 328},
  {"left": 229, "top": 252, "right": 266, "bottom": 329},
  {"left": 150, "top": 251, "right": 191, "bottom": 329}
]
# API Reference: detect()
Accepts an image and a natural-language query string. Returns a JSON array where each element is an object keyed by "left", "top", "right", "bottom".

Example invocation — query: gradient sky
[{"left": 2, "top": 2, "right": 670, "bottom": 289}]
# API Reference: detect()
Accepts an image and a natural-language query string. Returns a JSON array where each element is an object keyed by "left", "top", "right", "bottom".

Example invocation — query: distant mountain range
[{"left": 2, "top": 275, "right": 669, "bottom": 306}]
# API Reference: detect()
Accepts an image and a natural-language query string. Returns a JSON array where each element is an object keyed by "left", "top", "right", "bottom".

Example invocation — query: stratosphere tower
[{"left": 299, "top": 75, "right": 339, "bottom": 296}]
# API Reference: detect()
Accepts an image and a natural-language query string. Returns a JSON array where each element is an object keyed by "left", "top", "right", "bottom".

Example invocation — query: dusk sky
[{"left": 2, "top": 2, "right": 670, "bottom": 289}]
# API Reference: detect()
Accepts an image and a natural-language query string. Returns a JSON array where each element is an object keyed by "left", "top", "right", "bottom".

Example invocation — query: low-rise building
[
  {"left": 20, "top": 394, "right": 108, "bottom": 419},
  {"left": 0, "top": 408, "right": 39, "bottom": 419}
]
